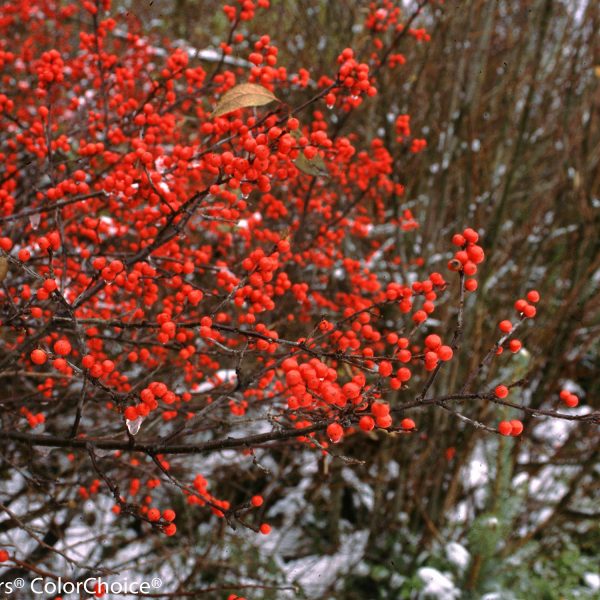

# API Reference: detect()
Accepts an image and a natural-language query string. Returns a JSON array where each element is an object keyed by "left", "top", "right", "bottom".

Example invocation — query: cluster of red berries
[
  {"left": 423, "top": 334, "right": 453, "bottom": 371},
  {"left": 35, "top": 276, "right": 58, "bottom": 301},
  {"left": 323, "top": 48, "right": 377, "bottom": 110},
  {"left": 145, "top": 507, "right": 176, "bottom": 535},
  {"left": 237, "top": 248, "right": 283, "bottom": 313},
  {"left": 395, "top": 114, "right": 411, "bottom": 139},
  {"left": 514, "top": 290, "right": 539, "bottom": 318},
  {"left": 78, "top": 479, "right": 101, "bottom": 500},
  {"left": 559, "top": 389, "right": 579, "bottom": 408},
  {"left": 495, "top": 290, "right": 539, "bottom": 355},
  {"left": 365, "top": 1, "right": 403, "bottom": 33},
  {"left": 124, "top": 382, "right": 179, "bottom": 421},
  {"left": 448, "top": 228, "right": 485, "bottom": 291},
  {"left": 35, "top": 49, "right": 64, "bottom": 87},
  {"left": 410, "top": 138, "right": 427, "bottom": 153},
  {"left": 223, "top": 0, "right": 270, "bottom": 22},
  {"left": 498, "top": 419, "right": 524, "bottom": 436},
  {"left": 187, "top": 474, "right": 231, "bottom": 517},
  {"left": 283, "top": 356, "right": 342, "bottom": 410},
  {"left": 19, "top": 406, "right": 45, "bottom": 429}
]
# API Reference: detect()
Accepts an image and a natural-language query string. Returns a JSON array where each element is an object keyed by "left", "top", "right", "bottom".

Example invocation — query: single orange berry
[
  {"left": 437, "top": 345, "right": 453, "bottom": 361},
  {"left": 124, "top": 406, "right": 138, "bottom": 420},
  {"left": 498, "top": 421, "right": 513, "bottom": 436},
  {"left": 31, "top": 349, "right": 47, "bottom": 365},
  {"left": 53, "top": 339, "right": 72, "bottom": 356},
  {"left": 510, "top": 420, "right": 523, "bottom": 436},
  {"left": 495, "top": 385, "right": 509, "bottom": 399},
  {"left": 378, "top": 361, "right": 393, "bottom": 377},
  {"left": 359, "top": 415, "right": 375, "bottom": 431},
  {"left": 326, "top": 422, "right": 344, "bottom": 443},
  {"left": 259, "top": 523, "right": 271, "bottom": 535},
  {"left": 162, "top": 509, "right": 176, "bottom": 522},
  {"left": 147, "top": 508, "right": 160, "bottom": 522},
  {"left": 509, "top": 339, "right": 522, "bottom": 353}
]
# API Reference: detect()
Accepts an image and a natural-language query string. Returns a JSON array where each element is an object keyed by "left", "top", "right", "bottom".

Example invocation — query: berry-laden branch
[{"left": 0, "top": 0, "right": 594, "bottom": 581}]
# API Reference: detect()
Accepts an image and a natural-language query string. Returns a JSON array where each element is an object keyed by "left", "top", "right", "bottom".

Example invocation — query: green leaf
[
  {"left": 295, "top": 151, "right": 328, "bottom": 177},
  {"left": 212, "top": 83, "right": 279, "bottom": 118}
]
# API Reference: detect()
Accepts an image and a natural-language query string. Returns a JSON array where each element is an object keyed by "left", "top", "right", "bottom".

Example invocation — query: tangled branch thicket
[{"left": 0, "top": 0, "right": 598, "bottom": 598}]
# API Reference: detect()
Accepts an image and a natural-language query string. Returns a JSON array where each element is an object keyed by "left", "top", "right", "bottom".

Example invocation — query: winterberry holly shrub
[{"left": 0, "top": 0, "right": 598, "bottom": 596}]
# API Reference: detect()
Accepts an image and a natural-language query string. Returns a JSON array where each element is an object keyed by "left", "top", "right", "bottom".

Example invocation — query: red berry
[
  {"left": 451, "top": 234, "right": 465, "bottom": 246},
  {"left": 31, "top": 349, "right": 47, "bottom": 365},
  {"left": 124, "top": 406, "right": 138, "bottom": 420},
  {"left": 562, "top": 391, "right": 579, "bottom": 408},
  {"left": 162, "top": 509, "right": 176, "bottom": 522},
  {"left": 526, "top": 290, "right": 540, "bottom": 303},
  {"left": 259, "top": 523, "right": 271, "bottom": 535},
  {"left": 342, "top": 382, "right": 361, "bottom": 399},
  {"left": 281, "top": 358, "right": 298, "bottom": 372},
  {"left": 508, "top": 339, "right": 522, "bottom": 353},
  {"left": 0, "top": 550, "right": 8, "bottom": 562},
  {"left": 378, "top": 361, "right": 393, "bottom": 377},
  {"left": 495, "top": 385, "right": 509, "bottom": 398},
  {"left": 424, "top": 334, "right": 442, "bottom": 349},
  {"left": 499, "top": 320, "right": 513, "bottom": 333},
  {"left": 326, "top": 422, "right": 344, "bottom": 443},
  {"left": 559, "top": 389, "right": 571, "bottom": 401},
  {"left": 509, "top": 420, "right": 523, "bottom": 436},
  {"left": 514, "top": 299, "right": 527, "bottom": 312},
  {"left": 251, "top": 495, "right": 264, "bottom": 507},
  {"left": 437, "top": 345, "right": 453, "bottom": 361},
  {"left": 376, "top": 414, "right": 392, "bottom": 428},
  {"left": 43, "top": 278, "right": 58, "bottom": 292},
  {"left": 498, "top": 421, "right": 513, "bottom": 436},
  {"left": 147, "top": 508, "right": 160, "bottom": 522},
  {"left": 463, "top": 228, "right": 479, "bottom": 243},
  {"left": 359, "top": 415, "right": 375, "bottom": 431},
  {"left": 53, "top": 339, "right": 72, "bottom": 356},
  {"left": 286, "top": 370, "right": 302, "bottom": 386},
  {"left": 463, "top": 261, "right": 477, "bottom": 276},
  {"left": 467, "top": 245, "right": 485, "bottom": 264},
  {"left": 400, "top": 418, "right": 415, "bottom": 430},
  {"left": 82, "top": 354, "right": 95, "bottom": 369},
  {"left": 371, "top": 401, "right": 390, "bottom": 417},
  {"left": 397, "top": 367, "right": 411, "bottom": 382},
  {"left": 412, "top": 310, "right": 427, "bottom": 324}
]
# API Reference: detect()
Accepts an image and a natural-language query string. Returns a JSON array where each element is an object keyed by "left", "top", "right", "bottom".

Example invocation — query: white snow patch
[
  {"left": 583, "top": 572, "right": 600, "bottom": 590},
  {"left": 417, "top": 567, "right": 459, "bottom": 599},
  {"left": 193, "top": 369, "right": 236, "bottom": 393},
  {"left": 445, "top": 542, "right": 470, "bottom": 571},
  {"left": 464, "top": 444, "right": 489, "bottom": 489},
  {"left": 282, "top": 531, "right": 368, "bottom": 594}
]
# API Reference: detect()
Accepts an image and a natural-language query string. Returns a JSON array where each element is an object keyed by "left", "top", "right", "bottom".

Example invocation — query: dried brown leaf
[{"left": 212, "top": 83, "right": 279, "bottom": 118}]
